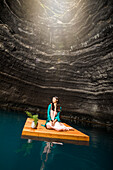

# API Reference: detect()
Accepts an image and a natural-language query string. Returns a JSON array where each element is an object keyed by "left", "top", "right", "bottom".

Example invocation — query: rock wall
[{"left": 0, "top": 0, "right": 113, "bottom": 125}]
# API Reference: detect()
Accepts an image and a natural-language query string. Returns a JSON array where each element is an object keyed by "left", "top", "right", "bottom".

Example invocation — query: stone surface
[{"left": 0, "top": 0, "right": 113, "bottom": 125}]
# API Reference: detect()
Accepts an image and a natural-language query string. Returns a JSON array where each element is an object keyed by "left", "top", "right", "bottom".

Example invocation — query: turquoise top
[{"left": 41, "top": 103, "right": 62, "bottom": 127}]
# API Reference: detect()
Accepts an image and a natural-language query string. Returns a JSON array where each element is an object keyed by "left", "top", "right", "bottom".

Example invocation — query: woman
[{"left": 45, "top": 96, "right": 73, "bottom": 131}]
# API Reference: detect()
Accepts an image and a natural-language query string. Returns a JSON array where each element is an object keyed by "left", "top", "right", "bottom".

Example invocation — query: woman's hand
[
  {"left": 50, "top": 120, "right": 53, "bottom": 126},
  {"left": 53, "top": 119, "right": 57, "bottom": 126}
]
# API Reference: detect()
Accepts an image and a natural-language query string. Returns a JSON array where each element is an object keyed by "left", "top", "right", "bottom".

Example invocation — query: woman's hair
[{"left": 51, "top": 96, "right": 60, "bottom": 111}]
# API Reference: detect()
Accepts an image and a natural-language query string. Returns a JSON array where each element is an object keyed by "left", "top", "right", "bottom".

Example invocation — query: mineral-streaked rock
[{"left": 0, "top": 0, "right": 113, "bottom": 125}]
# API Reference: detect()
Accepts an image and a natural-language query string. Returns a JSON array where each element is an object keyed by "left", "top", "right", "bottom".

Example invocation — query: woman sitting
[{"left": 45, "top": 96, "right": 73, "bottom": 131}]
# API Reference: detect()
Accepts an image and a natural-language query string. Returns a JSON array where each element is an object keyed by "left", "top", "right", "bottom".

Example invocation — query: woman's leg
[
  {"left": 52, "top": 122, "right": 68, "bottom": 131},
  {"left": 46, "top": 122, "right": 54, "bottom": 130},
  {"left": 46, "top": 122, "right": 74, "bottom": 131},
  {"left": 54, "top": 122, "right": 74, "bottom": 131},
  {"left": 46, "top": 122, "right": 64, "bottom": 131}
]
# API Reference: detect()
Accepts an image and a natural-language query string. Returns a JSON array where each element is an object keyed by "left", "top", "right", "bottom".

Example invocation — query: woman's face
[{"left": 52, "top": 97, "right": 58, "bottom": 103}]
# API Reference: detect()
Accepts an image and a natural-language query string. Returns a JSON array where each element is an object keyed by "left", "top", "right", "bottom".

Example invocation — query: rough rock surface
[{"left": 0, "top": 0, "right": 113, "bottom": 125}]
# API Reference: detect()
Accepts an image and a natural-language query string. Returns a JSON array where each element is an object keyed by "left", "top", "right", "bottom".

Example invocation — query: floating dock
[{"left": 21, "top": 118, "right": 89, "bottom": 144}]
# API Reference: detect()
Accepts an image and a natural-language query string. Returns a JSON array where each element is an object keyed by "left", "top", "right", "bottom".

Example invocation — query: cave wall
[{"left": 0, "top": 0, "right": 113, "bottom": 124}]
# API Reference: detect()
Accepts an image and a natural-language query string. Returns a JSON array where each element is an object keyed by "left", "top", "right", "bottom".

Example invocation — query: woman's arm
[
  {"left": 47, "top": 104, "right": 52, "bottom": 121},
  {"left": 54, "top": 106, "right": 62, "bottom": 122}
]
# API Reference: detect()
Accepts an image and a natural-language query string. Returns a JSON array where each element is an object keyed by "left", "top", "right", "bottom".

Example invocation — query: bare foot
[{"left": 68, "top": 127, "right": 74, "bottom": 131}]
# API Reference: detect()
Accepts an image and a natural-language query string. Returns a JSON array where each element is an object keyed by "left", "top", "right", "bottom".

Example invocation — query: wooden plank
[{"left": 21, "top": 118, "right": 89, "bottom": 142}]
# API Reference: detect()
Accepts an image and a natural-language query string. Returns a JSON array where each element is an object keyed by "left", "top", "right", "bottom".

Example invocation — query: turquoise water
[{"left": 0, "top": 110, "right": 113, "bottom": 170}]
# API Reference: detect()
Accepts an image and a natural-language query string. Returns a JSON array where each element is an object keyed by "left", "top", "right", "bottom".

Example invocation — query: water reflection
[
  {"left": 40, "top": 141, "right": 63, "bottom": 170},
  {"left": 16, "top": 139, "right": 33, "bottom": 156}
]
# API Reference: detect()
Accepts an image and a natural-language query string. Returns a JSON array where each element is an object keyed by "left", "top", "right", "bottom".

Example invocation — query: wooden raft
[{"left": 21, "top": 118, "right": 89, "bottom": 143}]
